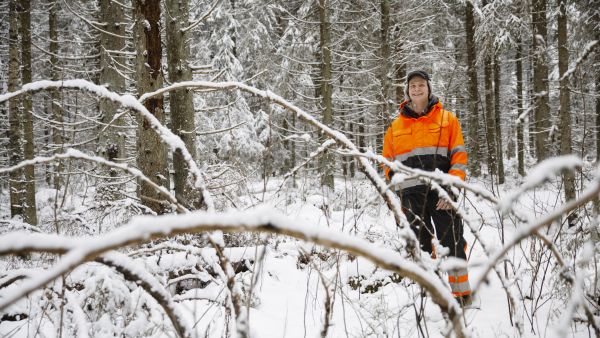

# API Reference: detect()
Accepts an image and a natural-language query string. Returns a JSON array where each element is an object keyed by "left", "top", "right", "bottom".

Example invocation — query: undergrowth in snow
[{"left": 1, "top": 166, "right": 599, "bottom": 337}]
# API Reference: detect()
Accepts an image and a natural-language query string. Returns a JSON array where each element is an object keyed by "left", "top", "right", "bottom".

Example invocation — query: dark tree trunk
[
  {"left": 557, "top": 0, "right": 576, "bottom": 223},
  {"left": 19, "top": 0, "right": 37, "bottom": 225},
  {"left": 48, "top": 0, "right": 63, "bottom": 190},
  {"left": 318, "top": 0, "right": 334, "bottom": 190},
  {"left": 166, "top": 0, "right": 203, "bottom": 209},
  {"left": 465, "top": 1, "right": 480, "bottom": 177},
  {"left": 531, "top": 0, "right": 551, "bottom": 162},
  {"left": 494, "top": 56, "right": 505, "bottom": 184},
  {"left": 98, "top": 0, "right": 126, "bottom": 164},
  {"left": 483, "top": 50, "right": 497, "bottom": 181},
  {"left": 516, "top": 37, "right": 526, "bottom": 177},
  {"left": 134, "top": 0, "right": 169, "bottom": 214},
  {"left": 8, "top": 0, "right": 23, "bottom": 218}
]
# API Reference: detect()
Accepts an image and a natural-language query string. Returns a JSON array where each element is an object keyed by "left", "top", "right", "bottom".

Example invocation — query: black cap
[{"left": 406, "top": 70, "right": 430, "bottom": 83}]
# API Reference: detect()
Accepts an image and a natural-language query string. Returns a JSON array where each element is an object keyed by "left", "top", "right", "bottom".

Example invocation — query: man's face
[{"left": 408, "top": 77, "right": 429, "bottom": 102}]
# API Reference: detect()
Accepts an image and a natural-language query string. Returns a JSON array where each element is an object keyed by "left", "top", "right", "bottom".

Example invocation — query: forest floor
[{"left": 0, "top": 172, "right": 596, "bottom": 337}]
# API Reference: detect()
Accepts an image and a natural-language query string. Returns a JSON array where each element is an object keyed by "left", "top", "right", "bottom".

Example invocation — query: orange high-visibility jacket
[{"left": 382, "top": 98, "right": 467, "bottom": 191}]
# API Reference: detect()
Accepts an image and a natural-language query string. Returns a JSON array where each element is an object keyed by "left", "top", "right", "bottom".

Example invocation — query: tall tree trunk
[
  {"left": 8, "top": 0, "right": 23, "bottom": 218},
  {"left": 465, "top": 1, "right": 480, "bottom": 177},
  {"left": 516, "top": 37, "right": 526, "bottom": 177},
  {"left": 596, "top": 24, "right": 600, "bottom": 162},
  {"left": 557, "top": 0, "right": 576, "bottom": 223},
  {"left": 19, "top": 0, "right": 37, "bottom": 225},
  {"left": 165, "top": 0, "right": 202, "bottom": 209},
  {"left": 318, "top": 0, "right": 334, "bottom": 189},
  {"left": 99, "top": 0, "right": 126, "bottom": 164},
  {"left": 378, "top": 0, "right": 391, "bottom": 145},
  {"left": 483, "top": 49, "right": 497, "bottom": 181},
  {"left": 48, "top": 0, "right": 63, "bottom": 190},
  {"left": 134, "top": 0, "right": 169, "bottom": 214},
  {"left": 494, "top": 56, "right": 505, "bottom": 184},
  {"left": 531, "top": 0, "right": 551, "bottom": 162}
]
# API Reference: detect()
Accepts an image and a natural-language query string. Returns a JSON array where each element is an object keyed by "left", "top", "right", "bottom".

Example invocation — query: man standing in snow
[{"left": 382, "top": 70, "right": 472, "bottom": 305}]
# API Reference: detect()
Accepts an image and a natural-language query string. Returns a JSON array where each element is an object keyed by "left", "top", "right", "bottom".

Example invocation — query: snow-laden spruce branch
[
  {"left": 139, "top": 80, "right": 419, "bottom": 258},
  {"left": 0, "top": 79, "right": 213, "bottom": 211},
  {"left": 0, "top": 206, "right": 469, "bottom": 338},
  {"left": 0, "top": 148, "right": 188, "bottom": 213}
]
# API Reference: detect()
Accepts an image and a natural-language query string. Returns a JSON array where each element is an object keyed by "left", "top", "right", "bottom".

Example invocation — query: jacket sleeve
[
  {"left": 382, "top": 124, "right": 394, "bottom": 180},
  {"left": 447, "top": 115, "right": 467, "bottom": 181}
]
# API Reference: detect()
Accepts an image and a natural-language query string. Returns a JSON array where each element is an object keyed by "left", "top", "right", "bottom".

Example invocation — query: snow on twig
[
  {"left": 0, "top": 148, "right": 187, "bottom": 213},
  {"left": 558, "top": 40, "right": 599, "bottom": 82},
  {"left": 497, "top": 155, "right": 582, "bottom": 214}
]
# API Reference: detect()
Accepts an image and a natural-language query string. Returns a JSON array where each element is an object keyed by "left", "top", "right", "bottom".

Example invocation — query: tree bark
[
  {"left": 99, "top": 0, "right": 126, "bottom": 162},
  {"left": 516, "top": 37, "right": 525, "bottom": 177},
  {"left": 48, "top": 0, "right": 63, "bottom": 190},
  {"left": 165, "top": 0, "right": 202, "bottom": 210},
  {"left": 596, "top": 23, "right": 600, "bottom": 163},
  {"left": 557, "top": 0, "right": 576, "bottom": 222},
  {"left": 19, "top": 0, "right": 37, "bottom": 225},
  {"left": 531, "top": 0, "right": 551, "bottom": 162},
  {"left": 8, "top": 0, "right": 23, "bottom": 218},
  {"left": 379, "top": 0, "right": 391, "bottom": 137},
  {"left": 483, "top": 49, "right": 497, "bottom": 181},
  {"left": 493, "top": 56, "right": 505, "bottom": 184},
  {"left": 318, "top": 0, "right": 334, "bottom": 190},
  {"left": 134, "top": 0, "right": 169, "bottom": 214},
  {"left": 465, "top": 1, "right": 480, "bottom": 177}
]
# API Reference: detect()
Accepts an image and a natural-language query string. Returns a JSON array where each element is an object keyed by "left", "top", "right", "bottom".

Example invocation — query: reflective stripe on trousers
[{"left": 448, "top": 268, "right": 471, "bottom": 297}]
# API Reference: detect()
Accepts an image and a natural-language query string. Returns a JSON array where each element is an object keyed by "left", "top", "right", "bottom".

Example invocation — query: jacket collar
[{"left": 400, "top": 95, "right": 441, "bottom": 119}]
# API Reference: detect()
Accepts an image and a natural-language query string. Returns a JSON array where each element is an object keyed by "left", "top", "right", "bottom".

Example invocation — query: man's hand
[{"left": 436, "top": 198, "right": 452, "bottom": 210}]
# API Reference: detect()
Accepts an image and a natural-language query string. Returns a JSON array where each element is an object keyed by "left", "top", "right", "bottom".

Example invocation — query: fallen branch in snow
[
  {"left": 95, "top": 252, "right": 194, "bottom": 338},
  {"left": 0, "top": 207, "right": 469, "bottom": 338}
]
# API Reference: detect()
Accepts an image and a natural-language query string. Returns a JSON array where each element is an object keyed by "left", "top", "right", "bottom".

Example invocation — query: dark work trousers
[{"left": 401, "top": 188, "right": 467, "bottom": 260}]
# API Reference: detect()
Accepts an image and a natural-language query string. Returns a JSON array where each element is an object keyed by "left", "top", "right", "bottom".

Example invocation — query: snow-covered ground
[{"left": 0, "top": 172, "right": 598, "bottom": 337}]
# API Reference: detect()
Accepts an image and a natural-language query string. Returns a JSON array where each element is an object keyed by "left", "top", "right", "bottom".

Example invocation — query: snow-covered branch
[
  {"left": 0, "top": 149, "right": 187, "bottom": 213},
  {"left": 0, "top": 206, "right": 469, "bottom": 338},
  {"left": 96, "top": 252, "right": 194, "bottom": 338},
  {"left": 0, "top": 79, "right": 213, "bottom": 211}
]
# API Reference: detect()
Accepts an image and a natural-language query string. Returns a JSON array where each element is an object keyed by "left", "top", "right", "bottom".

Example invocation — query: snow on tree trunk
[{"left": 8, "top": 0, "right": 23, "bottom": 218}]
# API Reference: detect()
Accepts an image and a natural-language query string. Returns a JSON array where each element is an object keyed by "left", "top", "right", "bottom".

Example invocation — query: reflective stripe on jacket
[{"left": 382, "top": 98, "right": 467, "bottom": 191}]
